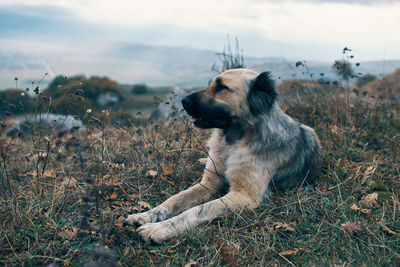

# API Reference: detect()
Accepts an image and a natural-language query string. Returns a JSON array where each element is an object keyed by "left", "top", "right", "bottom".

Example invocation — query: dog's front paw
[
  {"left": 123, "top": 211, "right": 155, "bottom": 227},
  {"left": 136, "top": 221, "right": 177, "bottom": 244}
]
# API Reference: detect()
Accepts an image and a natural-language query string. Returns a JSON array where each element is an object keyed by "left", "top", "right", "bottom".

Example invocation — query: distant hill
[
  {"left": 1, "top": 43, "right": 399, "bottom": 89},
  {"left": 361, "top": 69, "right": 400, "bottom": 101}
]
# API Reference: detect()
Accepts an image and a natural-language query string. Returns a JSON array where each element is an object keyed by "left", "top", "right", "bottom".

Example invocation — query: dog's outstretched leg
[
  {"left": 136, "top": 159, "right": 270, "bottom": 244},
  {"left": 123, "top": 159, "right": 225, "bottom": 227},
  {"left": 136, "top": 188, "right": 264, "bottom": 244}
]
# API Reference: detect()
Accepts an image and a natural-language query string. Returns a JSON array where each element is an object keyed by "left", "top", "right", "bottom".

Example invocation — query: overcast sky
[{"left": 0, "top": 0, "right": 399, "bottom": 87}]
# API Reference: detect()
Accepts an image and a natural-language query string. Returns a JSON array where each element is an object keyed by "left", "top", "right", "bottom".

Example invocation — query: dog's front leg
[
  {"left": 136, "top": 165, "right": 269, "bottom": 244},
  {"left": 136, "top": 189, "right": 262, "bottom": 244},
  {"left": 123, "top": 161, "right": 225, "bottom": 227}
]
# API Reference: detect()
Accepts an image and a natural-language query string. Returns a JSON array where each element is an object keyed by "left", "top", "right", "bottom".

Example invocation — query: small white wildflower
[
  {"left": 21, "top": 92, "right": 25, "bottom": 96},
  {"left": 87, "top": 108, "right": 92, "bottom": 113}
]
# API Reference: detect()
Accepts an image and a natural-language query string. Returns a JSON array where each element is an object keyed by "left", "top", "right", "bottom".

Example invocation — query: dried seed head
[{"left": 75, "top": 89, "right": 84, "bottom": 96}]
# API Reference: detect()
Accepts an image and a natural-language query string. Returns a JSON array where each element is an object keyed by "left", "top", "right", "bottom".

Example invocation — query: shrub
[
  {"left": 0, "top": 89, "right": 33, "bottom": 114},
  {"left": 357, "top": 73, "right": 377, "bottom": 87},
  {"left": 43, "top": 75, "right": 127, "bottom": 115},
  {"left": 332, "top": 60, "right": 354, "bottom": 81},
  {"left": 131, "top": 84, "right": 148, "bottom": 94}
]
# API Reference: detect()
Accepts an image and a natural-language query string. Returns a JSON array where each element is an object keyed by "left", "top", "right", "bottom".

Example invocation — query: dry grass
[{"left": 0, "top": 83, "right": 399, "bottom": 266}]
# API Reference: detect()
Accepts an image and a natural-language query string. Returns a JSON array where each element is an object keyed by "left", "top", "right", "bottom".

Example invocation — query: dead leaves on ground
[
  {"left": 341, "top": 221, "right": 362, "bottom": 235},
  {"left": 361, "top": 165, "right": 377, "bottom": 184},
  {"left": 137, "top": 201, "right": 152, "bottom": 210},
  {"left": 60, "top": 177, "right": 78, "bottom": 191},
  {"left": 26, "top": 168, "right": 57, "bottom": 179},
  {"left": 349, "top": 192, "right": 379, "bottom": 214},
  {"left": 347, "top": 192, "right": 398, "bottom": 237},
  {"left": 147, "top": 170, "right": 158, "bottom": 177},
  {"left": 279, "top": 248, "right": 304, "bottom": 256},
  {"left": 115, "top": 216, "right": 125, "bottom": 228},
  {"left": 105, "top": 191, "right": 118, "bottom": 200},
  {"left": 359, "top": 192, "right": 379, "bottom": 207},
  {"left": 349, "top": 204, "right": 371, "bottom": 214},
  {"left": 160, "top": 163, "right": 174, "bottom": 176},
  {"left": 215, "top": 239, "right": 239, "bottom": 267},
  {"left": 59, "top": 227, "right": 79, "bottom": 240},
  {"left": 329, "top": 124, "right": 341, "bottom": 139},
  {"left": 266, "top": 222, "right": 296, "bottom": 233},
  {"left": 342, "top": 219, "right": 397, "bottom": 236},
  {"left": 147, "top": 164, "right": 175, "bottom": 178}
]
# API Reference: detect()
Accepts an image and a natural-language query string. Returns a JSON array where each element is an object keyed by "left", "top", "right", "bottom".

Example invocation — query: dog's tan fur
[{"left": 124, "top": 69, "right": 322, "bottom": 244}]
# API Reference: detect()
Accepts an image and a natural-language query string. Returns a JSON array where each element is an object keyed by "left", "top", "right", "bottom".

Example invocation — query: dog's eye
[{"left": 215, "top": 84, "right": 230, "bottom": 93}]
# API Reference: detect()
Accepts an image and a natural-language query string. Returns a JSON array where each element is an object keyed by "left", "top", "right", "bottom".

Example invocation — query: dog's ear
[{"left": 247, "top": 71, "right": 278, "bottom": 116}]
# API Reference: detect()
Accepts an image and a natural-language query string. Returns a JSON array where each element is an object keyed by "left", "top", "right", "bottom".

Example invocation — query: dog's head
[{"left": 181, "top": 68, "right": 277, "bottom": 130}]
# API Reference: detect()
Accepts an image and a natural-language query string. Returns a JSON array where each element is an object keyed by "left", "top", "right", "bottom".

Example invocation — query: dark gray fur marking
[
  {"left": 247, "top": 72, "right": 278, "bottom": 116},
  {"left": 223, "top": 120, "right": 245, "bottom": 145}
]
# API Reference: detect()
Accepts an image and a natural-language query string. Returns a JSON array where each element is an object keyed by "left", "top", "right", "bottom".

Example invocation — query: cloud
[
  {"left": 0, "top": 3, "right": 71, "bottom": 18},
  {"left": 254, "top": 0, "right": 400, "bottom": 5},
  {"left": 0, "top": 0, "right": 399, "bottom": 89}
]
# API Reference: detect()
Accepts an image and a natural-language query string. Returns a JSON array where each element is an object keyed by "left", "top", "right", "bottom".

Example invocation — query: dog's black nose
[{"left": 181, "top": 95, "right": 192, "bottom": 109}]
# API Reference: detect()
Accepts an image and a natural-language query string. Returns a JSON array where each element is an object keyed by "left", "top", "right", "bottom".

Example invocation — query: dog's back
[{"left": 268, "top": 123, "right": 322, "bottom": 192}]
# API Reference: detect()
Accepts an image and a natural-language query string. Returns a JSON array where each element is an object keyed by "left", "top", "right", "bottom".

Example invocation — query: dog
[{"left": 124, "top": 68, "right": 322, "bottom": 244}]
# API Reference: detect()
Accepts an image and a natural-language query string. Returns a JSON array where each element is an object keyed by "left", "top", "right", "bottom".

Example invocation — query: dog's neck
[
  {"left": 218, "top": 103, "right": 298, "bottom": 147},
  {"left": 222, "top": 119, "right": 246, "bottom": 145},
  {"left": 248, "top": 103, "right": 300, "bottom": 151}
]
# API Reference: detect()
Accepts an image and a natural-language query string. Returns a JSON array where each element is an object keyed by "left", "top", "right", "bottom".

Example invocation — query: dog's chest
[{"left": 207, "top": 130, "right": 254, "bottom": 183}]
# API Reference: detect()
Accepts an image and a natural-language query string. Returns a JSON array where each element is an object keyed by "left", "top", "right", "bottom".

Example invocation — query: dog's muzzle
[
  {"left": 181, "top": 93, "right": 231, "bottom": 129},
  {"left": 181, "top": 94, "right": 195, "bottom": 111}
]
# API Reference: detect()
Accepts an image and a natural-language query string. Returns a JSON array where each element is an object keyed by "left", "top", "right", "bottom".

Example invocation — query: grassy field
[{"left": 0, "top": 83, "right": 399, "bottom": 266}]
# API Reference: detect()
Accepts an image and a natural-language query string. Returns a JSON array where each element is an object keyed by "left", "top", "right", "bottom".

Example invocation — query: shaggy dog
[{"left": 124, "top": 69, "right": 322, "bottom": 244}]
